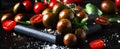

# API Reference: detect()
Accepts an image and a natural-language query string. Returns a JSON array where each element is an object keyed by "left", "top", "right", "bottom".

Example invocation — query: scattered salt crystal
[
  {"left": 47, "top": 29, "right": 52, "bottom": 32},
  {"left": 85, "top": 40, "right": 88, "bottom": 43},
  {"left": 118, "top": 40, "right": 120, "bottom": 43},
  {"left": 12, "top": 32, "right": 17, "bottom": 36},
  {"left": 117, "top": 20, "right": 120, "bottom": 23},
  {"left": 93, "top": 22, "right": 96, "bottom": 24},
  {"left": 116, "top": 35, "right": 119, "bottom": 38}
]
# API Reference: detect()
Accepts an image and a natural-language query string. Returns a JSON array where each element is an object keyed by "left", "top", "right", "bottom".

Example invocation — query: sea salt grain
[
  {"left": 117, "top": 20, "right": 120, "bottom": 23},
  {"left": 116, "top": 35, "right": 119, "bottom": 38}
]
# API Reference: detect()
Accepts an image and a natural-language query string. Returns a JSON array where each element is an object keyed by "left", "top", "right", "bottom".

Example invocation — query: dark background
[{"left": 0, "top": 0, "right": 120, "bottom": 49}]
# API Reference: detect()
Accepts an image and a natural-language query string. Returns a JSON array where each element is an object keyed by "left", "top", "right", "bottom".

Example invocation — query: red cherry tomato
[
  {"left": 89, "top": 39, "right": 104, "bottom": 49},
  {"left": 115, "top": 0, "right": 120, "bottom": 7},
  {"left": 95, "top": 16, "right": 110, "bottom": 25},
  {"left": 48, "top": 0, "right": 58, "bottom": 8},
  {"left": 34, "top": 2, "right": 47, "bottom": 14},
  {"left": 30, "top": 14, "right": 43, "bottom": 24},
  {"left": 2, "top": 20, "right": 16, "bottom": 31},
  {"left": 30, "top": 14, "right": 43, "bottom": 27},
  {"left": 62, "top": 0, "right": 74, "bottom": 4},
  {"left": 23, "top": 0, "right": 32, "bottom": 11}
]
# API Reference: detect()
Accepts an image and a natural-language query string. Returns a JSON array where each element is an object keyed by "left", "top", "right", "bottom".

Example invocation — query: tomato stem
[{"left": 19, "top": 21, "right": 31, "bottom": 25}]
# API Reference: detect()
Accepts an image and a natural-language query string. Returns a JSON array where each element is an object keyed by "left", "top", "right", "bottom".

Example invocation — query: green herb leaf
[
  {"left": 19, "top": 21, "right": 31, "bottom": 25},
  {"left": 80, "top": 18, "right": 88, "bottom": 26},
  {"left": 82, "top": 25, "right": 89, "bottom": 32},
  {"left": 109, "top": 18, "right": 120, "bottom": 22},
  {"left": 97, "top": 9, "right": 103, "bottom": 16},
  {"left": 84, "top": 3, "right": 103, "bottom": 16}
]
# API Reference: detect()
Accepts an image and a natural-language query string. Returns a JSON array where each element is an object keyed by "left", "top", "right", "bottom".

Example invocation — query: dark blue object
[{"left": 14, "top": 25, "right": 56, "bottom": 44}]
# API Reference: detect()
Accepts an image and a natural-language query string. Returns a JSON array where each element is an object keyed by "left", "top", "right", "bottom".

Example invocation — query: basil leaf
[
  {"left": 80, "top": 18, "right": 88, "bottom": 26},
  {"left": 109, "top": 18, "right": 120, "bottom": 22},
  {"left": 82, "top": 25, "right": 89, "bottom": 32}
]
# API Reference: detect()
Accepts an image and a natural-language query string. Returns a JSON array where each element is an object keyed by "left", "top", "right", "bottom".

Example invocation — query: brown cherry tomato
[
  {"left": 76, "top": 11, "right": 86, "bottom": 20},
  {"left": 59, "top": 9, "right": 74, "bottom": 21},
  {"left": 1, "top": 13, "right": 13, "bottom": 23},
  {"left": 75, "top": 28, "right": 86, "bottom": 40},
  {"left": 52, "top": 3, "right": 65, "bottom": 14},
  {"left": 13, "top": 2, "right": 25, "bottom": 13},
  {"left": 42, "top": 8, "right": 52, "bottom": 15},
  {"left": 74, "top": 6, "right": 83, "bottom": 13},
  {"left": 42, "top": 13, "right": 58, "bottom": 28},
  {"left": 63, "top": 33, "right": 77, "bottom": 47},
  {"left": 101, "top": 0, "right": 116, "bottom": 14},
  {"left": 57, "top": 19, "right": 72, "bottom": 34}
]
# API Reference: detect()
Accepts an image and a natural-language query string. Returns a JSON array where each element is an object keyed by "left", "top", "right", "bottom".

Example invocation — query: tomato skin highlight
[{"left": 2, "top": 20, "right": 16, "bottom": 31}]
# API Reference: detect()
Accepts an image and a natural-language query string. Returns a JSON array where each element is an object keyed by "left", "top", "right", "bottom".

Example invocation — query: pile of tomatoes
[{"left": 0, "top": 0, "right": 120, "bottom": 49}]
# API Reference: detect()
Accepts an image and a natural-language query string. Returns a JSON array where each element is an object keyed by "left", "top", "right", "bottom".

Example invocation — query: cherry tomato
[
  {"left": 115, "top": 0, "right": 120, "bottom": 7},
  {"left": 57, "top": 19, "right": 72, "bottom": 34},
  {"left": 42, "top": 13, "right": 58, "bottom": 28},
  {"left": 42, "top": 8, "right": 52, "bottom": 15},
  {"left": 48, "top": 0, "right": 58, "bottom": 8},
  {"left": 95, "top": 16, "right": 110, "bottom": 25},
  {"left": 1, "top": 13, "right": 13, "bottom": 23},
  {"left": 101, "top": 0, "right": 116, "bottom": 14},
  {"left": 89, "top": 39, "right": 104, "bottom": 49},
  {"left": 76, "top": 11, "right": 86, "bottom": 20},
  {"left": 13, "top": 2, "right": 26, "bottom": 13},
  {"left": 63, "top": 33, "right": 77, "bottom": 47},
  {"left": 62, "top": 0, "right": 74, "bottom": 4},
  {"left": 30, "top": 14, "right": 43, "bottom": 27},
  {"left": 2, "top": 20, "right": 16, "bottom": 31},
  {"left": 23, "top": 0, "right": 32, "bottom": 11},
  {"left": 34, "top": 2, "right": 47, "bottom": 14},
  {"left": 14, "top": 13, "right": 24, "bottom": 23}
]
